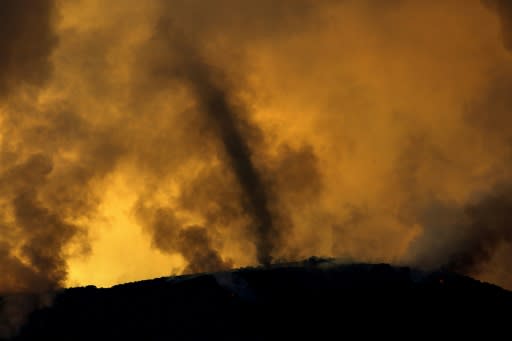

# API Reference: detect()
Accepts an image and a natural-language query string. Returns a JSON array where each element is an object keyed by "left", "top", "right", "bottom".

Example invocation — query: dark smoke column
[
  {"left": 166, "top": 29, "right": 276, "bottom": 266},
  {"left": 195, "top": 83, "right": 275, "bottom": 266}
]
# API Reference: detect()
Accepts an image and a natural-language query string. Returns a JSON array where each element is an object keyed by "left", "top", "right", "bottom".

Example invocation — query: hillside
[{"left": 10, "top": 258, "right": 512, "bottom": 340}]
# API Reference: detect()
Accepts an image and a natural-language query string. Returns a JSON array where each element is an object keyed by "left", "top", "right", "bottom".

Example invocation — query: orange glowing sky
[{"left": 1, "top": 0, "right": 512, "bottom": 291}]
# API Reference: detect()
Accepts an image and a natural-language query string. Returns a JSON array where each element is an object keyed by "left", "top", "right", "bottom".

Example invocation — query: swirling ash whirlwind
[{"left": 0, "top": 0, "right": 512, "bottom": 292}]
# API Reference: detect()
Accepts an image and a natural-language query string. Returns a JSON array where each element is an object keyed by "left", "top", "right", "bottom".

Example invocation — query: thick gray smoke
[
  {"left": 401, "top": 0, "right": 512, "bottom": 276},
  {"left": 0, "top": 0, "right": 57, "bottom": 97},
  {"left": 484, "top": 0, "right": 512, "bottom": 50},
  {"left": 409, "top": 185, "right": 512, "bottom": 275},
  {"left": 3, "top": 0, "right": 512, "bottom": 300},
  {"left": 135, "top": 207, "right": 233, "bottom": 274}
]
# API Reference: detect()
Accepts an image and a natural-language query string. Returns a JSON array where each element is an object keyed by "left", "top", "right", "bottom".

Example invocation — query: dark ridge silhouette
[{"left": 5, "top": 258, "right": 512, "bottom": 340}]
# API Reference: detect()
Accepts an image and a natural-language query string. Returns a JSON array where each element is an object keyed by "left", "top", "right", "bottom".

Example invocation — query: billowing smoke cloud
[
  {"left": 484, "top": 0, "right": 512, "bottom": 50},
  {"left": 0, "top": 0, "right": 57, "bottom": 97},
  {"left": 0, "top": 154, "right": 76, "bottom": 292},
  {"left": 0, "top": 110, "right": 125, "bottom": 293},
  {"left": 136, "top": 206, "right": 233, "bottom": 274},
  {"left": 0, "top": 0, "right": 64, "bottom": 293},
  {"left": 407, "top": 186, "right": 512, "bottom": 273},
  {"left": 2, "top": 0, "right": 512, "bottom": 296}
]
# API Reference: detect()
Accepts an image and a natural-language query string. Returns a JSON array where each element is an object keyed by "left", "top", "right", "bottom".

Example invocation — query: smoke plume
[{"left": 148, "top": 22, "right": 277, "bottom": 265}]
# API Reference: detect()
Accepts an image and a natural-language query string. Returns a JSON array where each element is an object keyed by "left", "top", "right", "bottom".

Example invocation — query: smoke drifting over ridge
[{"left": 1, "top": 0, "right": 512, "bottom": 292}]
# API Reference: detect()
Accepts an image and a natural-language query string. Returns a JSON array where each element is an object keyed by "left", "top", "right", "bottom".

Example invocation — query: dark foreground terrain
[{"left": 7, "top": 258, "right": 512, "bottom": 340}]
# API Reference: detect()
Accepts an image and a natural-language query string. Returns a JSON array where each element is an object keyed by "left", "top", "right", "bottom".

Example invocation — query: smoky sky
[{"left": 1, "top": 0, "right": 512, "bottom": 295}]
